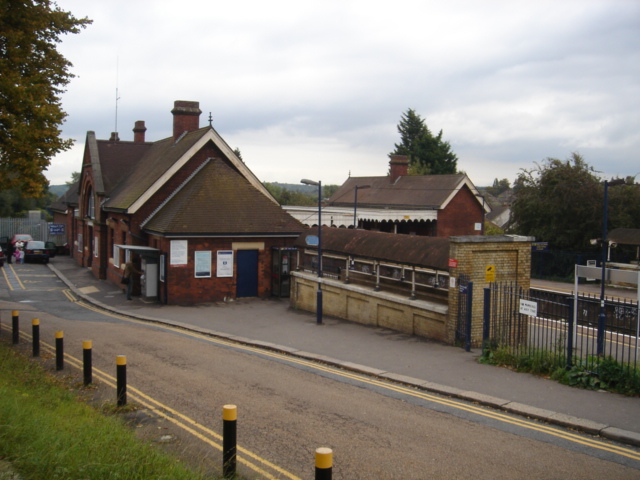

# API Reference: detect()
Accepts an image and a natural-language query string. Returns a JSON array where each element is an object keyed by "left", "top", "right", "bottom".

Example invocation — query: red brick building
[
  {"left": 58, "top": 100, "right": 303, "bottom": 304},
  {"left": 287, "top": 155, "right": 488, "bottom": 236}
]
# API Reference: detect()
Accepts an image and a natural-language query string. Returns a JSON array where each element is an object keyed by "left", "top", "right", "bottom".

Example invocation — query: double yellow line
[
  {"left": 61, "top": 289, "right": 640, "bottom": 463},
  {"left": 7, "top": 324, "right": 301, "bottom": 480}
]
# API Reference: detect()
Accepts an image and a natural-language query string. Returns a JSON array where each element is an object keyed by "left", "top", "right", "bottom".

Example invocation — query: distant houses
[{"left": 285, "top": 155, "right": 490, "bottom": 237}]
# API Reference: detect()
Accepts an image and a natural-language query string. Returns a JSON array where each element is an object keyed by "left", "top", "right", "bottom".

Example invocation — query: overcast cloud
[{"left": 48, "top": 0, "right": 640, "bottom": 188}]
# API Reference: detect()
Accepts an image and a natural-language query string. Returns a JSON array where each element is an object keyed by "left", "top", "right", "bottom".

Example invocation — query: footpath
[{"left": 47, "top": 256, "right": 640, "bottom": 447}]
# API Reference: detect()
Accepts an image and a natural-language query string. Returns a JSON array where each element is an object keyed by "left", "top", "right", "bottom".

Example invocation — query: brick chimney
[
  {"left": 171, "top": 100, "right": 201, "bottom": 141},
  {"left": 109, "top": 132, "right": 120, "bottom": 142},
  {"left": 132, "top": 120, "right": 147, "bottom": 143},
  {"left": 389, "top": 155, "right": 409, "bottom": 183}
]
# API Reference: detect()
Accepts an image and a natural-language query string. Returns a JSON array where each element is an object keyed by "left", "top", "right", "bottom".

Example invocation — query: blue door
[{"left": 237, "top": 250, "right": 258, "bottom": 297}]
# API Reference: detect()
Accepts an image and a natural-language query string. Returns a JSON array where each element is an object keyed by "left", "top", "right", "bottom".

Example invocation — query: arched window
[{"left": 86, "top": 186, "right": 95, "bottom": 219}]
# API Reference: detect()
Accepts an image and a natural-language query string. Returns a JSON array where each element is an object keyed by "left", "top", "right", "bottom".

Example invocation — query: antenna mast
[{"left": 115, "top": 57, "right": 120, "bottom": 134}]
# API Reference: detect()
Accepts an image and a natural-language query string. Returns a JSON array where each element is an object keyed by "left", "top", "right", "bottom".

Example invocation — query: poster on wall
[
  {"left": 170, "top": 240, "right": 188, "bottom": 265},
  {"left": 217, "top": 250, "right": 234, "bottom": 277},
  {"left": 194, "top": 251, "right": 212, "bottom": 278}
]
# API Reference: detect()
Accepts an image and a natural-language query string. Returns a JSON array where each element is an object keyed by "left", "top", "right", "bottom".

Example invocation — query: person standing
[
  {"left": 123, "top": 258, "right": 142, "bottom": 300},
  {"left": 6, "top": 241, "right": 14, "bottom": 264}
]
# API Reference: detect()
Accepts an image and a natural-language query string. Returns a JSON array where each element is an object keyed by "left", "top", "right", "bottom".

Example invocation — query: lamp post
[
  {"left": 353, "top": 185, "right": 371, "bottom": 228},
  {"left": 597, "top": 180, "right": 609, "bottom": 355},
  {"left": 301, "top": 178, "right": 323, "bottom": 325}
]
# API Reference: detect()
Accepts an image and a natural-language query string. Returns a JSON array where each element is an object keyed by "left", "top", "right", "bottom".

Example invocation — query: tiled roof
[
  {"left": 95, "top": 140, "right": 153, "bottom": 194},
  {"left": 608, "top": 228, "right": 640, "bottom": 246},
  {"left": 142, "top": 158, "right": 304, "bottom": 236},
  {"left": 50, "top": 181, "right": 79, "bottom": 212},
  {"left": 293, "top": 227, "right": 450, "bottom": 270},
  {"left": 328, "top": 174, "right": 469, "bottom": 209},
  {"left": 103, "top": 128, "right": 210, "bottom": 211}
]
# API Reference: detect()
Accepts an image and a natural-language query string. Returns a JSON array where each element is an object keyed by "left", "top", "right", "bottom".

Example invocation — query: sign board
[
  {"left": 532, "top": 242, "right": 549, "bottom": 251},
  {"left": 576, "top": 265, "right": 640, "bottom": 286},
  {"left": 474, "top": 222, "right": 482, "bottom": 231},
  {"left": 194, "top": 251, "right": 212, "bottom": 278},
  {"left": 305, "top": 235, "right": 319, "bottom": 246},
  {"left": 217, "top": 250, "right": 234, "bottom": 277},
  {"left": 585, "top": 260, "right": 597, "bottom": 281},
  {"left": 485, "top": 265, "right": 496, "bottom": 282},
  {"left": 519, "top": 299, "right": 538, "bottom": 317},
  {"left": 170, "top": 240, "right": 188, "bottom": 265},
  {"left": 448, "top": 258, "right": 458, "bottom": 268},
  {"left": 48, "top": 223, "right": 65, "bottom": 235}
]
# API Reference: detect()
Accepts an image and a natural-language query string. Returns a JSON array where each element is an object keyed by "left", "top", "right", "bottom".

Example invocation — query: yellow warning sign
[{"left": 485, "top": 265, "right": 496, "bottom": 282}]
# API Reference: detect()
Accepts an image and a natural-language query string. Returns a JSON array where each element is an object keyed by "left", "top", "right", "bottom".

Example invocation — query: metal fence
[
  {"left": 485, "top": 283, "right": 639, "bottom": 373},
  {"left": 0, "top": 216, "right": 67, "bottom": 246}
]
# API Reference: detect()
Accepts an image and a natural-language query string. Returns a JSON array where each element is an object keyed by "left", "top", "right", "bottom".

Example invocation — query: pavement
[{"left": 44, "top": 255, "right": 640, "bottom": 447}]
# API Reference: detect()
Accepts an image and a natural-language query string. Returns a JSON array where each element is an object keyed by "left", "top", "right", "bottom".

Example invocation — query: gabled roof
[
  {"left": 50, "top": 181, "right": 79, "bottom": 213},
  {"left": 103, "top": 126, "right": 277, "bottom": 213},
  {"left": 141, "top": 158, "right": 303, "bottom": 237},
  {"left": 328, "top": 174, "right": 487, "bottom": 211},
  {"left": 84, "top": 132, "right": 154, "bottom": 196}
]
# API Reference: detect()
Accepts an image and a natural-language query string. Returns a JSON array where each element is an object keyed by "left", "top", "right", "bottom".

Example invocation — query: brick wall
[
  {"left": 447, "top": 235, "right": 533, "bottom": 345},
  {"left": 437, "top": 185, "right": 482, "bottom": 237}
]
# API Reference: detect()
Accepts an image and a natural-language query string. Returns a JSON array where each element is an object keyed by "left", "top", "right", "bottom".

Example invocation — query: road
[{"left": 2, "top": 262, "right": 640, "bottom": 479}]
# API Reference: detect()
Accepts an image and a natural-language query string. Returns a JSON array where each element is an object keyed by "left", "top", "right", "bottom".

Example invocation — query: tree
[
  {"left": 66, "top": 171, "right": 80, "bottom": 185},
  {"left": 486, "top": 178, "right": 511, "bottom": 196},
  {"left": 390, "top": 109, "right": 458, "bottom": 175},
  {"left": 509, "top": 153, "right": 603, "bottom": 251},
  {"left": 0, "top": 1, "right": 91, "bottom": 197}
]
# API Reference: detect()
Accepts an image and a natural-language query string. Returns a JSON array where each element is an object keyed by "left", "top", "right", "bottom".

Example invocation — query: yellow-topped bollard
[
  {"left": 116, "top": 355, "right": 127, "bottom": 406},
  {"left": 222, "top": 405, "right": 237, "bottom": 479},
  {"left": 83, "top": 341, "right": 93, "bottom": 386},
  {"left": 12, "top": 311, "right": 19, "bottom": 344},
  {"left": 31, "top": 319, "right": 40, "bottom": 357},
  {"left": 55, "top": 331, "right": 64, "bottom": 370},
  {"left": 315, "top": 447, "right": 333, "bottom": 480}
]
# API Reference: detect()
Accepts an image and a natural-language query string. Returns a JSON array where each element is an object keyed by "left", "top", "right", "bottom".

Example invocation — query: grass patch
[
  {"left": 481, "top": 342, "right": 640, "bottom": 396},
  {"left": 0, "top": 342, "right": 214, "bottom": 480}
]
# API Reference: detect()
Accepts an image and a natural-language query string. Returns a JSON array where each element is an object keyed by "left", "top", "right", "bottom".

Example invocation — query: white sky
[{"left": 47, "top": 0, "right": 640, "bottom": 187}]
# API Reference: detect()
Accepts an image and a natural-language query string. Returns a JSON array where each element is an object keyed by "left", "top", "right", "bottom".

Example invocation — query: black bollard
[
  {"left": 32, "top": 319, "right": 40, "bottom": 357},
  {"left": 12, "top": 310, "right": 19, "bottom": 344},
  {"left": 83, "top": 340, "right": 92, "bottom": 386},
  {"left": 55, "top": 331, "right": 64, "bottom": 370},
  {"left": 116, "top": 355, "right": 127, "bottom": 407},
  {"left": 222, "top": 405, "right": 237, "bottom": 479}
]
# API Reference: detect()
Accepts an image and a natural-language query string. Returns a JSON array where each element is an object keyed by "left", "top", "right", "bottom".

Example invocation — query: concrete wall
[
  {"left": 290, "top": 235, "right": 533, "bottom": 346},
  {"left": 291, "top": 272, "right": 448, "bottom": 341}
]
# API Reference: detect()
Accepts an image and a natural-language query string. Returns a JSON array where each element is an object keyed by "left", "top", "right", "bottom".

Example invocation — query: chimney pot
[
  {"left": 171, "top": 100, "right": 202, "bottom": 141},
  {"left": 133, "top": 120, "right": 147, "bottom": 143},
  {"left": 389, "top": 155, "right": 409, "bottom": 183},
  {"left": 109, "top": 132, "right": 120, "bottom": 142}
]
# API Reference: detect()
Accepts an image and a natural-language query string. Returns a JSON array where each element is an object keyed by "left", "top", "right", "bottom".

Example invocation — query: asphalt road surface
[{"left": 2, "top": 262, "right": 640, "bottom": 479}]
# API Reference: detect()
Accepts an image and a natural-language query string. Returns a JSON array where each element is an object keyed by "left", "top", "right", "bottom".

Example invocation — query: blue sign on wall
[{"left": 49, "top": 224, "right": 65, "bottom": 235}]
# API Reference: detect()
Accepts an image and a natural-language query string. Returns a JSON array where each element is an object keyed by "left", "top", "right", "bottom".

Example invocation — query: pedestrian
[
  {"left": 122, "top": 257, "right": 142, "bottom": 300},
  {"left": 16, "top": 248, "right": 24, "bottom": 264},
  {"left": 6, "top": 241, "right": 13, "bottom": 264}
]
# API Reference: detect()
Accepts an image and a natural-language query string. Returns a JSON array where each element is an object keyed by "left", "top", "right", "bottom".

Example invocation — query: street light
[
  {"left": 353, "top": 185, "right": 370, "bottom": 228},
  {"left": 301, "top": 178, "right": 323, "bottom": 325}
]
